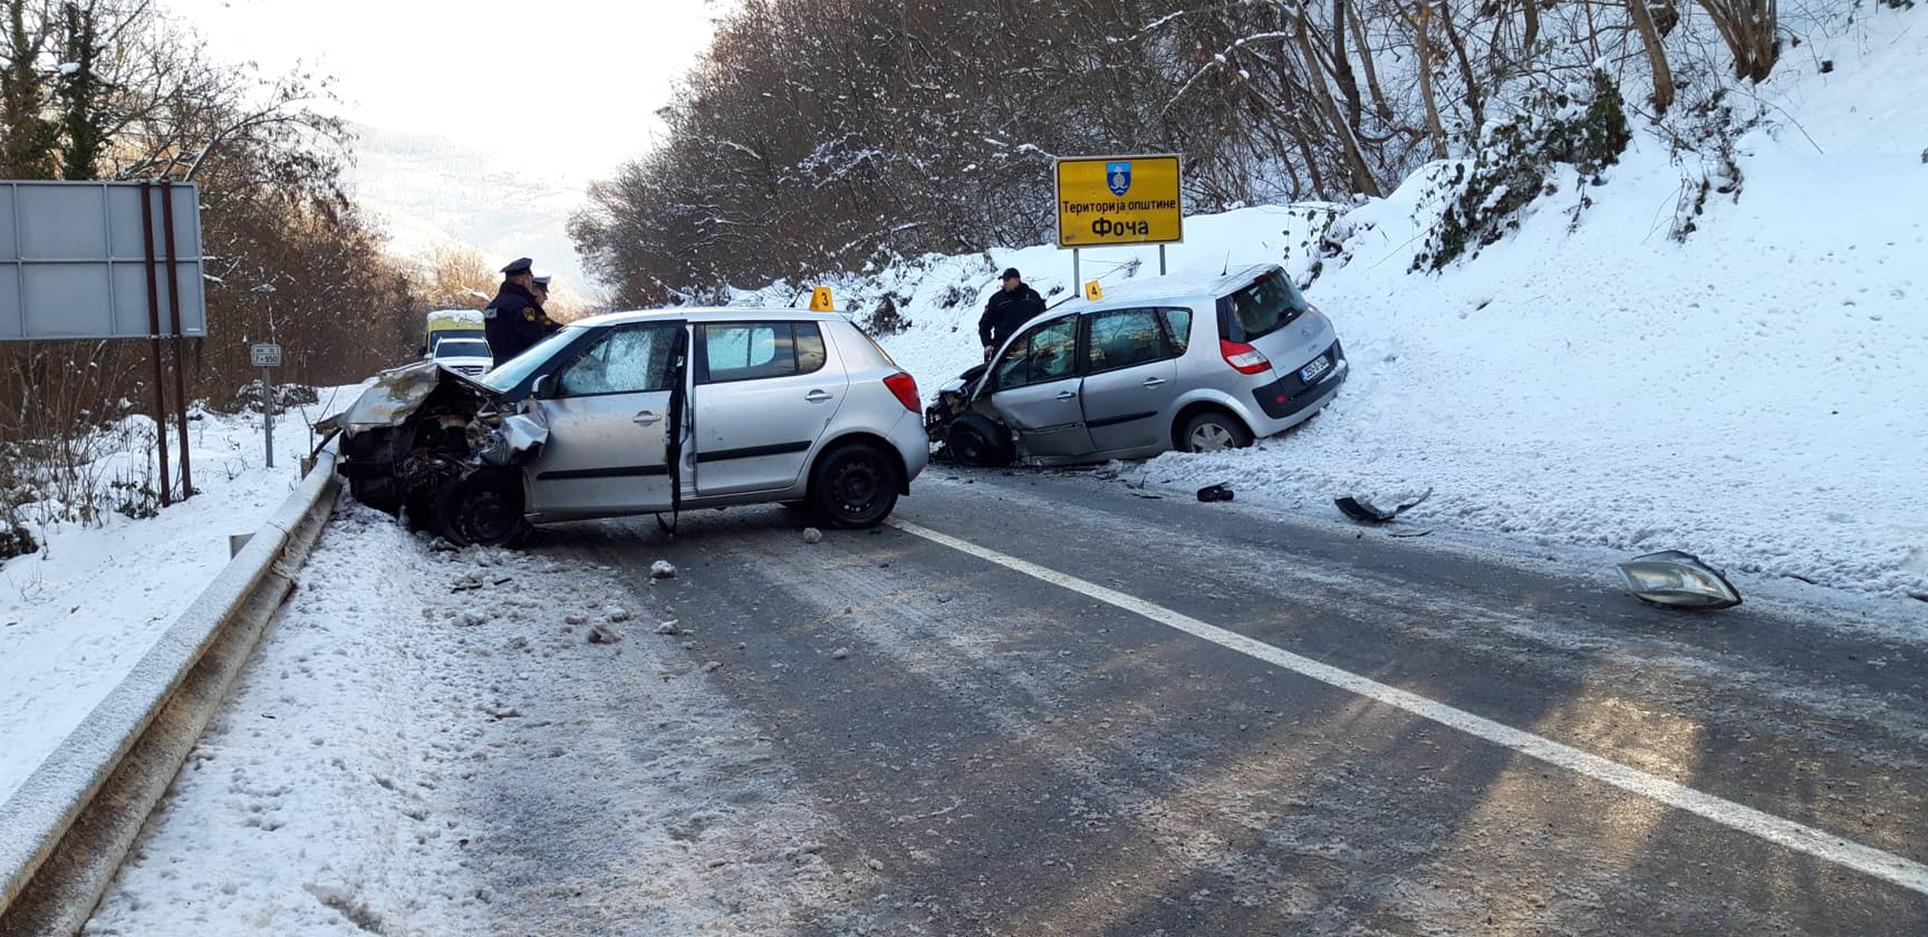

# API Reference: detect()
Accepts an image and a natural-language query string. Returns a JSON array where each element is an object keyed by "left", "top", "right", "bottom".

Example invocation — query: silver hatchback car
[
  {"left": 331, "top": 308, "right": 929, "bottom": 545},
  {"left": 928, "top": 264, "right": 1347, "bottom": 465}
]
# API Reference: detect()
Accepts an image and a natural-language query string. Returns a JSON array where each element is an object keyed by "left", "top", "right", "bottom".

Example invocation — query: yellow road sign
[
  {"left": 1055, "top": 154, "right": 1183, "bottom": 248},
  {"left": 809, "top": 286, "right": 835, "bottom": 311},
  {"left": 1084, "top": 280, "right": 1104, "bottom": 301}
]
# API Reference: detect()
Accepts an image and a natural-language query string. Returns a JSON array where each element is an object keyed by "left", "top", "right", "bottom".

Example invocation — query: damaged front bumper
[{"left": 321, "top": 361, "right": 548, "bottom": 517}]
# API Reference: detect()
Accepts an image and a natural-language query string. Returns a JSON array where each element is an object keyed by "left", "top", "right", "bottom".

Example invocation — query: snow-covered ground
[
  {"left": 751, "top": 10, "right": 1928, "bottom": 608},
  {"left": 83, "top": 506, "right": 855, "bottom": 935},
  {"left": 0, "top": 386, "right": 364, "bottom": 804}
]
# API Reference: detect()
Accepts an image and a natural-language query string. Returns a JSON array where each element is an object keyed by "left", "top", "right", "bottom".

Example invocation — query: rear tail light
[
  {"left": 1219, "top": 339, "right": 1272, "bottom": 375},
  {"left": 883, "top": 372, "right": 921, "bottom": 412}
]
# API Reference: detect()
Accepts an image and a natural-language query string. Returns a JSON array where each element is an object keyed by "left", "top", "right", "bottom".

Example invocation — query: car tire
[
  {"left": 431, "top": 470, "right": 531, "bottom": 548},
  {"left": 810, "top": 444, "right": 901, "bottom": 528},
  {"left": 946, "top": 414, "right": 1015, "bottom": 468},
  {"left": 1182, "top": 410, "right": 1254, "bottom": 453}
]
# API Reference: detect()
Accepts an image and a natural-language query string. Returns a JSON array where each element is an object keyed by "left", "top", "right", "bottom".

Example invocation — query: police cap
[{"left": 500, "top": 257, "right": 534, "bottom": 276}]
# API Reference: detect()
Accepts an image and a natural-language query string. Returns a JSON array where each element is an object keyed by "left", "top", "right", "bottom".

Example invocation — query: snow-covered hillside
[
  {"left": 739, "top": 9, "right": 1928, "bottom": 604},
  {"left": 349, "top": 124, "right": 594, "bottom": 301}
]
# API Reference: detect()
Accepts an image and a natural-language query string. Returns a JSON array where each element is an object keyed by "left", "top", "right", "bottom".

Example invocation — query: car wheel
[
  {"left": 1182, "top": 410, "right": 1254, "bottom": 453},
  {"left": 432, "top": 471, "right": 531, "bottom": 548},
  {"left": 946, "top": 413, "right": 1015, "bottom": 468},
  {"left": 811, "top": 444, "right": 901, "bottom": 528}
]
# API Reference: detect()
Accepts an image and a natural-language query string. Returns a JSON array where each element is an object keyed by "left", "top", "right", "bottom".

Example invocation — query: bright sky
[{"left": 169, "top": 0, "right": 727, "bottom": 181}]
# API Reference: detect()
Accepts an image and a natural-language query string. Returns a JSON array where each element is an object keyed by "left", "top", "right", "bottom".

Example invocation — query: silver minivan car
[
  {"left": 927, "top": 264, "right": 1347, "bottom": 465},
  {"left": 331, "top": 308, "right": 929, "bottom": 545}
]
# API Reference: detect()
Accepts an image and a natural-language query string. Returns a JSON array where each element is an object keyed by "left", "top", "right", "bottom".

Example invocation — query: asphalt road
[{"left": 534, "top": 469, "right": 1928, "bottom": 936}]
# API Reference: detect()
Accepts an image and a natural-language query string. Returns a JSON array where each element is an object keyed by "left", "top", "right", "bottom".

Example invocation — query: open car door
[{"left": 525, "top": 321, "right": 687, "bottom": 519}]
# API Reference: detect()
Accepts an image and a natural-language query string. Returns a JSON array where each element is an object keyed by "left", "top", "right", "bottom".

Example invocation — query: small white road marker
[{"left": 888, "top": 519, "right": 1928, "bottom": 897}]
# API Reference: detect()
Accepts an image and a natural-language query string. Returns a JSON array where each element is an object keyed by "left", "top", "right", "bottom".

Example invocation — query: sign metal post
[{"left": 250, "top": 342, "right": 282, "bottom": 468}]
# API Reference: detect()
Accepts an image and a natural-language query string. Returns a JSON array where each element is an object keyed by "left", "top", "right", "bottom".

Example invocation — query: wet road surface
[{"left": 540, "top": 470, "right": 1928, "bottom": 935}]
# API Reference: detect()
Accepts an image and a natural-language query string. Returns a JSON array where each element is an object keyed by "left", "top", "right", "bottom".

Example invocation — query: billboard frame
[
  {"left": 0, "top": 179, "right": 205, "bottom": 342},
  {"left": 0, "top": 179, "right": 205, "bottom": 503}
]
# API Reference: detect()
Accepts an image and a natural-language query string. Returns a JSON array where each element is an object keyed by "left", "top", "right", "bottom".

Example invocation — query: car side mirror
[{"left": 531, "top": 373, "right": 555, "bottom": 399}]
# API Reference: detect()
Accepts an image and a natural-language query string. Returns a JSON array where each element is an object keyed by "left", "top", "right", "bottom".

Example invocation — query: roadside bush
[
  {"left": 863, "top": 294, "right": 912, "bottom": 337},
  {"left": 936, "top": 283, "right": 975, "bottom": 310},
  {"left": 227, "top": 380, "right": 321, "bottom": 414},
  {"left": 1660, "top": 82, "right": 1759, "bottom": 241},
  {"left": 0, "top": 518, "right": 36, "bottom": 560},
  {"left": 110, "top": 471, "right": 161, "bottom": 520},
  {"left": 1412, "top": 71, "right": 1633, "bottom": 272}
]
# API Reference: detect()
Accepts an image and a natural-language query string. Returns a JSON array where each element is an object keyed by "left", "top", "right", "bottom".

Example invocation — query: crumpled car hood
[
  {"left": 319, "top": 361, "right": 495, "bottom": 435},
  {"left": 320, "top": 360, "right": 549, "bottom": 464}
]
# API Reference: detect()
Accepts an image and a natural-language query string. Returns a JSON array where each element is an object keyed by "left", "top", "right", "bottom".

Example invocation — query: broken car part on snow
[
  {"left": 1617, "top": 550, "right": 1744, "bottom": 610},
  {"left": 1335, "top": 488, "right": 1433, "bottom": 525}
]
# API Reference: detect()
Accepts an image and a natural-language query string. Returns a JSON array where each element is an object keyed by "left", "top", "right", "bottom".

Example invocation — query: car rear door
[
  {"left": 691, "top": 320, "right": 846, "bottom": 496},
  {"left": 528, "top": 321, "right": 685, "bottom": 517},
  {"left": 987, "top": 315, "right": 1092, "bottom": 457},
  {"left": 1078, "top": 307, "right": 1182, "bottom": 454}
]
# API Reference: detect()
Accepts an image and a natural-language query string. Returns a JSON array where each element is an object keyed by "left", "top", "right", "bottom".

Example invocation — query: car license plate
[{"left": 1299, "top": 355, "right": 1331, "bottom": 383}]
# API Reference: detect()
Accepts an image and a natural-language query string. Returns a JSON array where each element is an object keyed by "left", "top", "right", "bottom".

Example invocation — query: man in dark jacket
[
  {"left": 484, "top": 258, "right": 559, "bottom": 362},
  {"left": 979, "top": 267, "right": 1045, "bottom": 359}
]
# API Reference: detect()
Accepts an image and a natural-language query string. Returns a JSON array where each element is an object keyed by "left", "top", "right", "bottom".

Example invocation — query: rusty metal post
[
  {"left": 138, "top": 182, "right": 172, "bottom": 507},
  {"left": 160, "top": 181, "right": 193, "bottom": 499}
]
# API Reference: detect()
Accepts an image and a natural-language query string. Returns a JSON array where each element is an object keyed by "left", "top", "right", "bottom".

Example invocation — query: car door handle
[
  {"left": 805, "top": 389, "right": 834, "bottom": 403},
  {"left": 1140, "top": 377, "right": 1168, "bottom": 387},
  {"left": 1056, "top": 390, "right": 1078, "bottom": 401},
  {"left": 633, "top": 410, "right": 661, "bottom": 426}
]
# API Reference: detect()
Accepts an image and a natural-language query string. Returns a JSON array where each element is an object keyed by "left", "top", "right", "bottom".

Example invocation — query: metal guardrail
[{"left": 0, "top": 450, "right": 342, "bottom": 936}]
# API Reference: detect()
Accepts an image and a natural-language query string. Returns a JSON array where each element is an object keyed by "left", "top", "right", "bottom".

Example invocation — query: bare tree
[
  {"left": 417, "top": 245, "right": 498, "bottom": 310},
  {"left": 1409, "top": 4, "right": 1450, "bottom": 159},
  {"left": 1698, "top": 0, "right": 1778, "bottom": 82},
  {"left": 1627, "top": 0, "right": 1676, "bottom": 112}
]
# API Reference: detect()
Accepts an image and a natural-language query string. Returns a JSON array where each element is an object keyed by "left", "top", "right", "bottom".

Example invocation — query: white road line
[{"left": 887, "top": 518, "right": 1928, "bottom": 897}]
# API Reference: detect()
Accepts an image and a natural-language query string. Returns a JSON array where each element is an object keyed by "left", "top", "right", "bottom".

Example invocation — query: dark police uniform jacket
[
  {"left": 483, "top": 282, "right": 557, "bottom": 362},
  {"left": 978, "top": 285, "right": 1045, "bottom": 350}
]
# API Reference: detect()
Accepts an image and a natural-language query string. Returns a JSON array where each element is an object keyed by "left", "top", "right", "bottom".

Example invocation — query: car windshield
[
  {"left": 434, "top": 339, "right": 490, "bottom": 359},
  {"left": 479, "top": 326, "right": 584, "bottom": 391},
  {"left": 1220, "top": 270, "right": 1310, "bottom": 342}
]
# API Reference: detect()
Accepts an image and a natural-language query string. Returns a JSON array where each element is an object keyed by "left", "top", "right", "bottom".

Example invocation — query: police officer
[
  {"left": 483, "top": 258, "right": 558, "bottom": 361},
  {"left": 978, "top": 267, "right": 1045, "bottom": 359}
]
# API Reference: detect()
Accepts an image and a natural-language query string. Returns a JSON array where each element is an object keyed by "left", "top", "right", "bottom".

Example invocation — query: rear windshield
[
  {"left": 1216, "top": 270, "right": 1310, "bottom": 343},
  {"left": 848, "top": 322, "right": 899, "bottom": 368}
]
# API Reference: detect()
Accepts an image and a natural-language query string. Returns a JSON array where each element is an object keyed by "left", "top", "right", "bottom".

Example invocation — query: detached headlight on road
[{"left": 1616, "top": 550, "right": 1743, "bottom": 610}]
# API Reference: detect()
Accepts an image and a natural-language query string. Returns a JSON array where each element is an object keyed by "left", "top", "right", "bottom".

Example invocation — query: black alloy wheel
[{"left": 811, "top": 445, "right": 901, "bottom": 528}]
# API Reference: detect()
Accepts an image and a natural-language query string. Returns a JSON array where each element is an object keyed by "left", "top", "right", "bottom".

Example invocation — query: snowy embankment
[
  {"left": 0, "top": 385, "right": 366, "bottom": 805},
  {"left": 759, "top": 13, "right": 1928, "bottom": 605}
]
